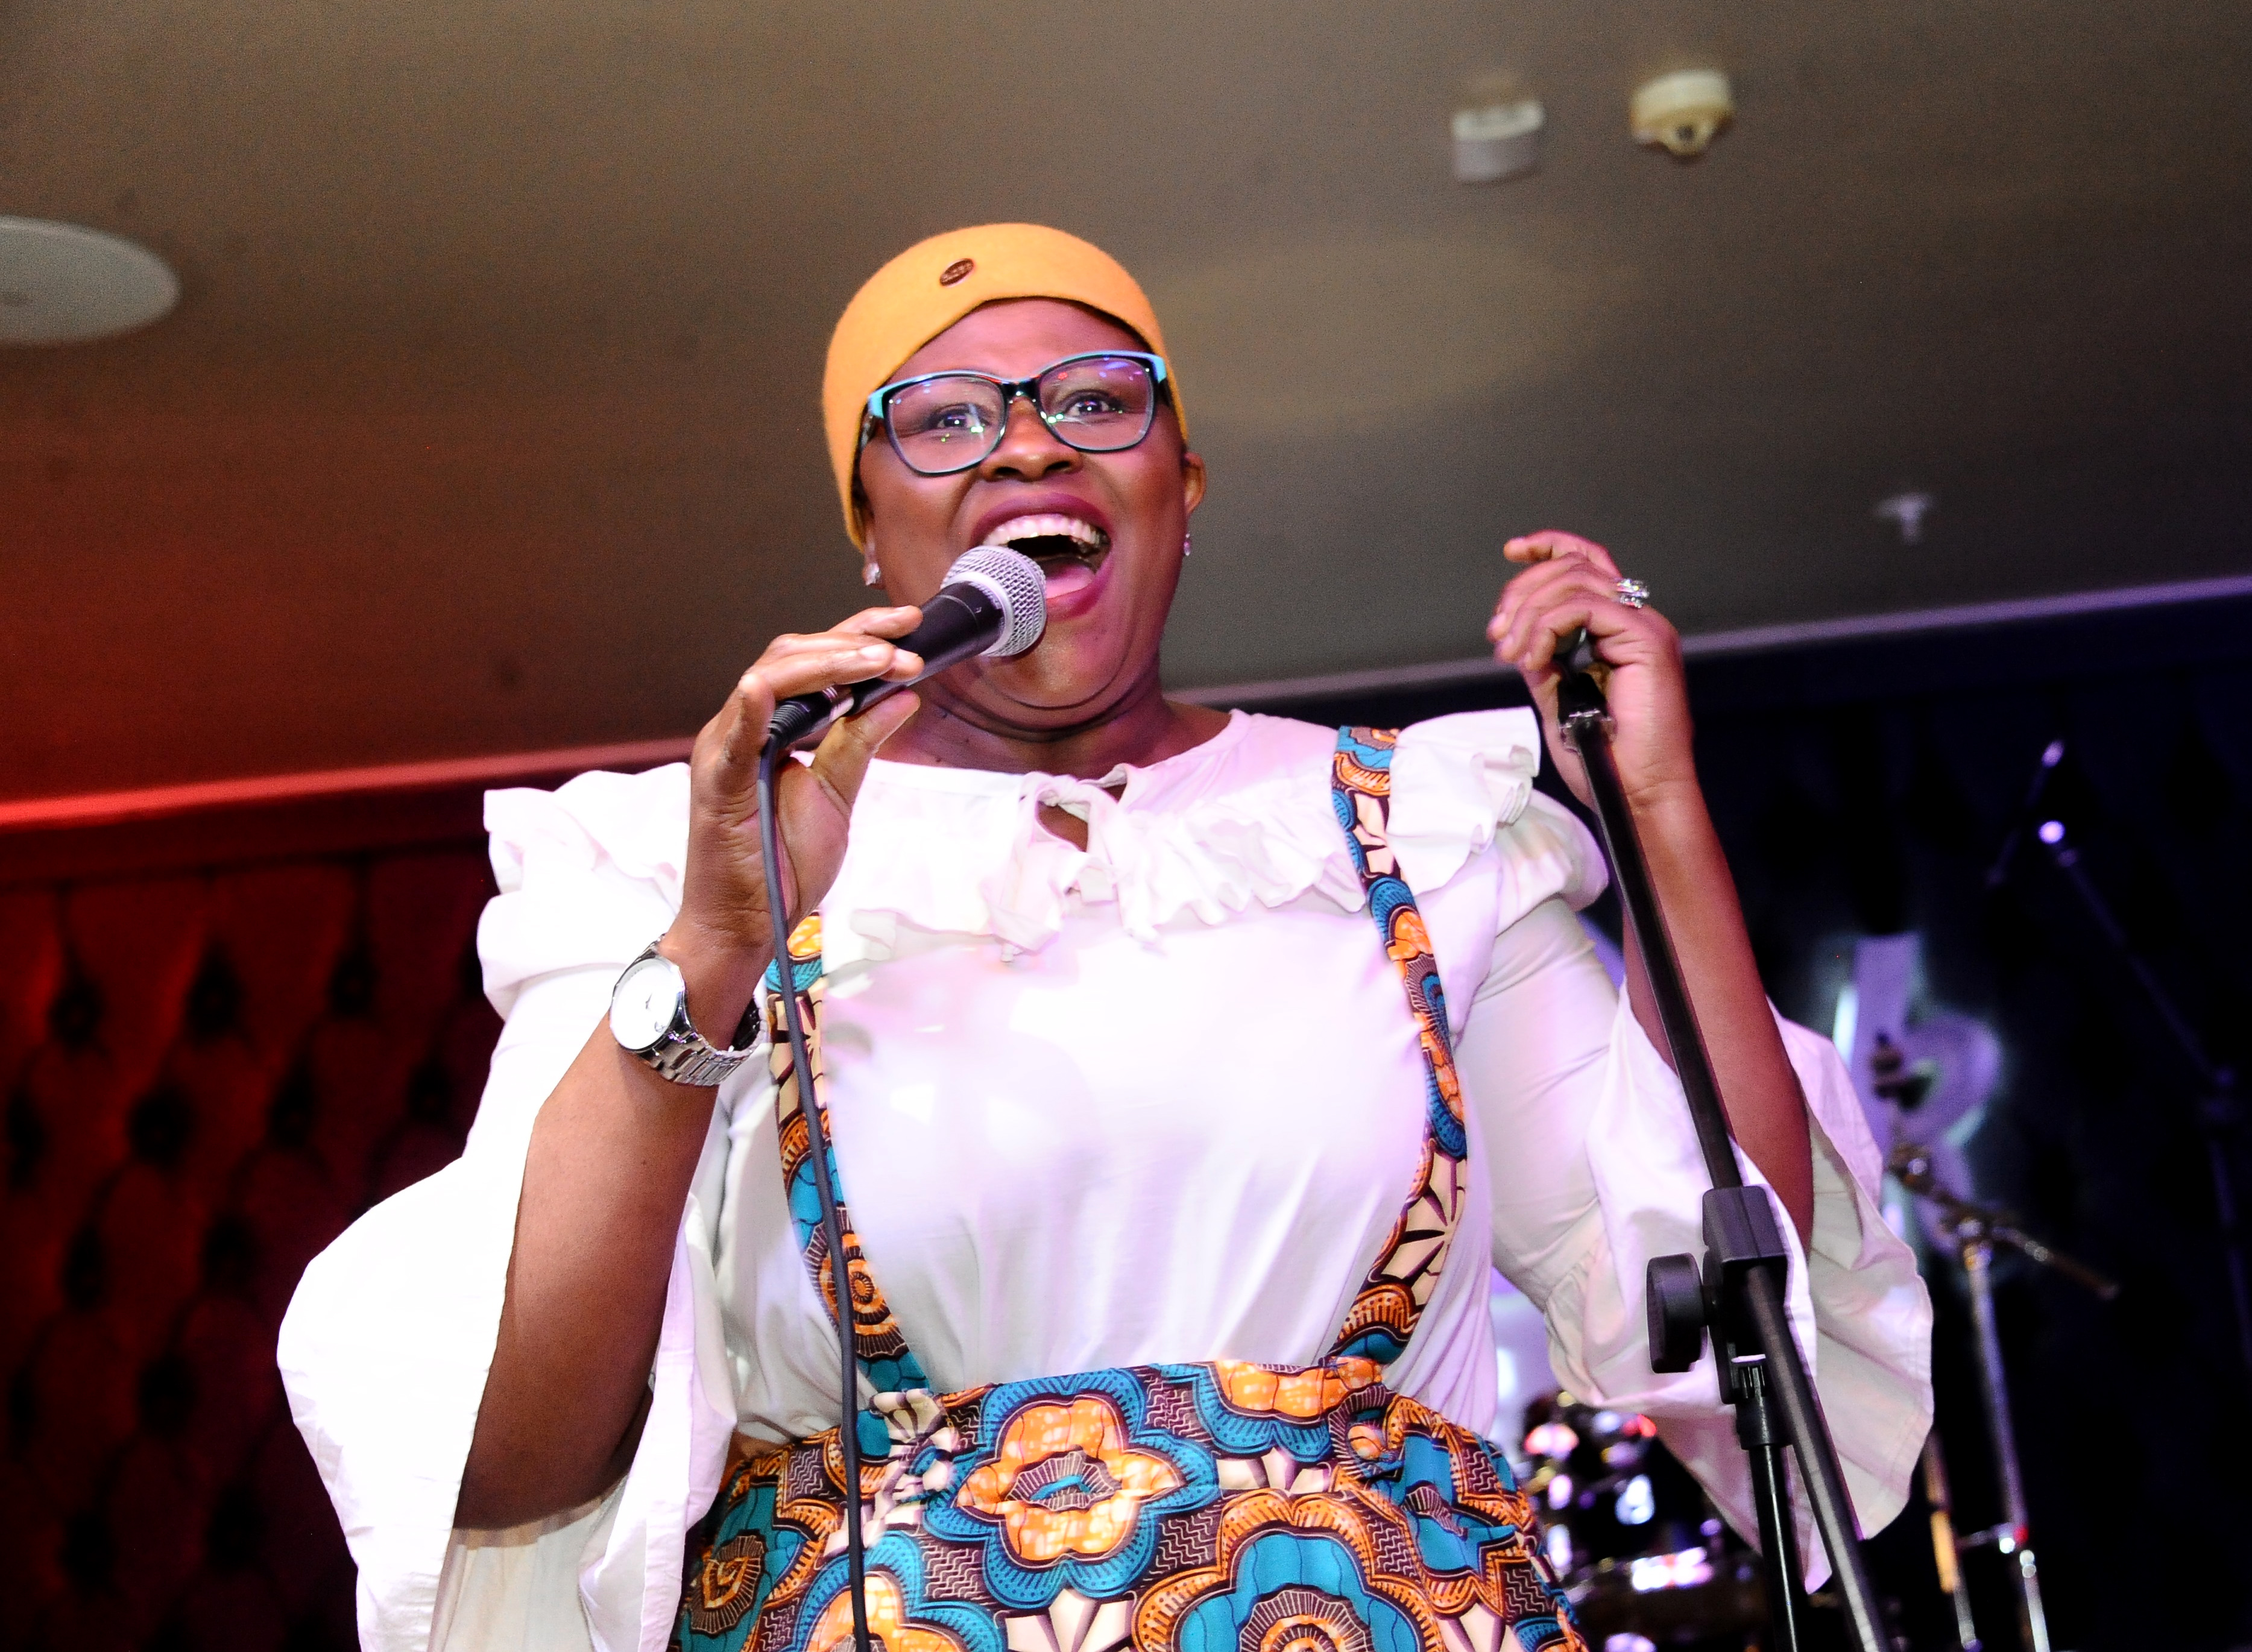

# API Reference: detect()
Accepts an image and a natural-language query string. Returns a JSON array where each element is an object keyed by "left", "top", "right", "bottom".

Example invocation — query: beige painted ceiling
[{"left": 3, "top": 0, "right": 2249, "bottom": 800}]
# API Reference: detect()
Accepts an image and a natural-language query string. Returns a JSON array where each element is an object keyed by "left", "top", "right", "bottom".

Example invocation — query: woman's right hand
[
  {"left": 658, "top": 605, "right": 926, "bottom": 1041},
  {"left": 457, "top": 607, "right": 927, "bottom": 1529}
]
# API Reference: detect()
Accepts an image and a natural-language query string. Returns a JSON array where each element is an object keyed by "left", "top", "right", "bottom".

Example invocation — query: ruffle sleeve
[
  {"left": 278, "top": 765, "right": 743, "bottom": 1652},
  {"left": 1389, "top": 708, "right": 1609, "bottom": 918},
  {"left": 1395, "top": 709, "right": 1933, "bottom": 1584},
  {"left": 478, "top": 765, "right": 691, "bottom": 1018},
  {"left": 1547, "top": 1000, "right": 1933, "bottom": 1581}
]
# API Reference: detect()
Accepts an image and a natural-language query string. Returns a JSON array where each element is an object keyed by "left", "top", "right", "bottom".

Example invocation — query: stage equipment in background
[
  {"left": 1916, "top": 1434, "right": 1981, "bottom": 1652},
  {"left": 1630, "top": 70, "right": 1733, "bottom": 160},
  {"left": 1518, "top": 1393, "right": 1766, "bottom": 1645},
  {"left": 1552, "top": 631, "right": 1885, "bottom": 1652},
  {"left": 0, "top": 216, "right": 178, "bottom": 344},
  {"left": 1836, "top": 932, "right": 2001, "bottom": 1250},
  {"left": 1986, "top": 738, "right": 2252, "bottom": 1378},
  {"left": 1891, "top": 1144, "right": 2119, "bottom": 1652}
]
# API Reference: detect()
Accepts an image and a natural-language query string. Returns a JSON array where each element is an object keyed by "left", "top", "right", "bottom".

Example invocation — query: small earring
[
  {"left": 863, "top": 560, "right": 883, "bottom": 587},
  {"left": 1182, "top": 532, "right": 1193, "bottom": 558}
]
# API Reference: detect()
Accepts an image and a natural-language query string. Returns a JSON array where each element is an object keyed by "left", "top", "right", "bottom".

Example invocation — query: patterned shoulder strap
[
  {"left": 765, "top": 916, "right": 930, "bottom": 1396},
  {"left": 768, "top": 728, "right": 1471, "bottom": 1392},
  {"left": 1325, "top": 727, "right": 1471, "bottom": 1366}
]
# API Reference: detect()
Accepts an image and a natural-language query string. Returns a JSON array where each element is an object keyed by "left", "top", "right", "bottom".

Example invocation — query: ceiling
[{"left": 3, "top": 0, "right": 2249, "bottom": 801}]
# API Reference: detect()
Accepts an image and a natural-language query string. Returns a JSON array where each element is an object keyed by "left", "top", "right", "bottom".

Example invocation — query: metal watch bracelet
[{"left": 612, "top": 942, "right": 765, "bottom": 1087}]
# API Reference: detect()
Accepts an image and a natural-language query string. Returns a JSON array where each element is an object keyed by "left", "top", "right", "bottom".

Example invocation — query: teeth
[{"left": 980, "top": 513, "right": 1109, "bottom": 552}]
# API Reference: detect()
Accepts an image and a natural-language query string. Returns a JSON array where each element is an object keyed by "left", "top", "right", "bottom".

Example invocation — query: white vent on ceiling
[{"left": 1452, "top": 99, "right": 1545, "bottom": 184}]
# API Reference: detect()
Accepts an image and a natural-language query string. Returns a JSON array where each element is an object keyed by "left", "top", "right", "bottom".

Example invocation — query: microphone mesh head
[{"left": 944, "top": 546, "right": 1049, "bottom": 658}]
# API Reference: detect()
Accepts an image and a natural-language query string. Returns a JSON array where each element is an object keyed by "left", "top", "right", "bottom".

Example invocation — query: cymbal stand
[
  {"left": 1917, "top": 1434, "right": 1980, "bottom": 1652},
  {"left": 1553, "top": 635, "right": 1885, "bottom": 1652},
  {"left": 1890, "top": 1143, "right": 2120, "bottom": 1652}
]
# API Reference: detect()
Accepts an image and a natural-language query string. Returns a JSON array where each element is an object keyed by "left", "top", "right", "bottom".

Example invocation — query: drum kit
[
  {"left": 1516, "top": 1392, "right": 1766, "bottom": 1650},
  {"left": 1516, "top": 1132, "right": 2118, "bottom": 1652}
]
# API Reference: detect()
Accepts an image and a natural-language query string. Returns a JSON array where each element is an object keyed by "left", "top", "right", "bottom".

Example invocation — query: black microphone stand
[
  {"left": 1552, "top": 634, "right": 1885, "bottom": 1652},
  {"left": 1992, "top": 762, "right": 2252, "bottom": 1380}
]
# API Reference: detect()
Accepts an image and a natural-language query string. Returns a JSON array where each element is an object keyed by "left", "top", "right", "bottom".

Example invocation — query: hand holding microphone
[
  {"left": 766, "top": 547, "right": 1049, "bottom": 751},
  {"left": 653, "top": 548, "right": 1049, "bottom": 1042}
]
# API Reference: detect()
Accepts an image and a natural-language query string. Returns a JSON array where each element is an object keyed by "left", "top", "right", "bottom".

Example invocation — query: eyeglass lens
[{"left": 885, "top": 355, "right": 1158, "bottom": 474}]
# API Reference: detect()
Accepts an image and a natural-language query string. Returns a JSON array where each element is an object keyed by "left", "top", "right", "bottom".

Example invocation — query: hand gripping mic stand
[{"left": 1551, "top": 634, "right": 1885, "bottom": 1652}]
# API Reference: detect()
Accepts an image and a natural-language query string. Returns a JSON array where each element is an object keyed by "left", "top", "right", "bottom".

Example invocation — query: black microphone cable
[
  {"left": 746, "top": 544, "right": 1042, "bottom": 1652},
  {"left": 756, "top": 740, "right": 875, "bottom": 1652}
]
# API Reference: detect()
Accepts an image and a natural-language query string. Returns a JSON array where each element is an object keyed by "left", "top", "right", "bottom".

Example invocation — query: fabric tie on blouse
[{"left": 942, "top": 766, "right": 1367, "bottom": 953}]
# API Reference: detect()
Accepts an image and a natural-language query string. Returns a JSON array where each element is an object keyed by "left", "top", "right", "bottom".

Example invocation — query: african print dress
[{"left": 673, "top": 729, "right": 1587, "bottom": 1652}]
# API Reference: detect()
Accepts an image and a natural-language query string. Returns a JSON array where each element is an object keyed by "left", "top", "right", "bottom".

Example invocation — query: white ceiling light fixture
[
  {"left": 1630, "top": 69, "right": 1734, "bottom": 160},
  {"left": 0, "top": 216, "right": 180, "bottom": 345}
]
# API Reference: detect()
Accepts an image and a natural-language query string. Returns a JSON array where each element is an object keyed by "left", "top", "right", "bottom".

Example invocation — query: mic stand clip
[{"left": 1889, "top": 1141, "right": 2119, "bottom": 1652}]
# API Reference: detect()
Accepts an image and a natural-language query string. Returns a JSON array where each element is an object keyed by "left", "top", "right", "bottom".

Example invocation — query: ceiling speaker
[{"left": 0, "top": 216, "right": 179, "bottom": 345}]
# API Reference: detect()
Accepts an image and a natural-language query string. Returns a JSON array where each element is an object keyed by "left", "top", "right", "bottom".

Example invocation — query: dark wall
[{"left": 1252, "top": 592, "right": 2252, "bottom": 1651}]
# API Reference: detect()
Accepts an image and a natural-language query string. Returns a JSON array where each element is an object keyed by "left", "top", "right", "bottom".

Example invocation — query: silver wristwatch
[{"left": 608, "top": 943, "right": 765, "bottom": 1086}]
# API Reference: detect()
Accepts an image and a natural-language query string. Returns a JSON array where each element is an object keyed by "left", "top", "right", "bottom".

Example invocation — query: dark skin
[{"left": 453, "top": 298, "right": 1813, "bottom": 1530}]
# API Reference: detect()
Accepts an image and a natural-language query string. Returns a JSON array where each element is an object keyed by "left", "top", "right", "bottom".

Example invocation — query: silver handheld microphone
[{"left": 765, "top": 546, "right": 1047, "bottom": 752}]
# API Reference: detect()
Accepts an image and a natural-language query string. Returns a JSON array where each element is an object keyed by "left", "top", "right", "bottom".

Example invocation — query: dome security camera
[{"left": 1630, "top": 70, "right": 1734, "bottom": 160}]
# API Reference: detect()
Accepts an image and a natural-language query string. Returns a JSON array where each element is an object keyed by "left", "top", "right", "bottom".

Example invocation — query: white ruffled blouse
[{"left": 278, "top": 708, "right": 1932, "bottom": 1652}]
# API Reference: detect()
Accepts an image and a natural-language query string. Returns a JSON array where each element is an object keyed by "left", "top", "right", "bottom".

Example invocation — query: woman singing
[{"left": 281, "top": 224, "right": 1930, "bottom": 1652}]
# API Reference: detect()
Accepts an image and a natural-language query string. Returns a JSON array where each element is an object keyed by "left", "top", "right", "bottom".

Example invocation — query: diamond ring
[{"left": 1613, "top": 577, "right": 1651, "bottom": 609}]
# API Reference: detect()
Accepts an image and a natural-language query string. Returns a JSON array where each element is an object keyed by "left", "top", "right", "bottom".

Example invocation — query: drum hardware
[
  {"left": 1520, "top": 1393, "right": 1767, "bottom": 1648},
  {"left": 1918, "top": 1434, "right": 1980, "bottom": 1652},
  {"left": 1890, "top": 1142, "right": 2120, "bottom": 1652}
]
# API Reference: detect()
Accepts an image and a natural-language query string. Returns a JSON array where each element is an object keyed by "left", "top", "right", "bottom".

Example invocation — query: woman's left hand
[
  {"left": 1487, "top": 530, "right": 1694, "bottom": 813},
  {"left": 1490, "top": 530, "right": 1817, "bottom": 1241}
]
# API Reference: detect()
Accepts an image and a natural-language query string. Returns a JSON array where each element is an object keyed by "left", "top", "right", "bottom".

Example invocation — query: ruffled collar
[
  {"left": 824, "top": 711, "right": 1363, "bottom": 956},
  {"left": 817, "top": 707, "right": 1554, "bottom": 962}
]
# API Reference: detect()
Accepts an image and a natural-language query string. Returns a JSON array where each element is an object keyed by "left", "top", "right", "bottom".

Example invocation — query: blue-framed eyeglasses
[{"left": 862, "top": 350, "right": 1172, "bottom": 476}]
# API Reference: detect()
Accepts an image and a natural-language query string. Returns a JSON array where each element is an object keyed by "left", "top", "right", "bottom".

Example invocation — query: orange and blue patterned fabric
[{"left": 677, "top": 729, "right": 1585, "bottom": 1652}]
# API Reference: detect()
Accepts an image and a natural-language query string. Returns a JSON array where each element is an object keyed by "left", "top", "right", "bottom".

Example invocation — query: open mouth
[{"left": 980, "top": 514, "right": 1111, "bottom": 595}]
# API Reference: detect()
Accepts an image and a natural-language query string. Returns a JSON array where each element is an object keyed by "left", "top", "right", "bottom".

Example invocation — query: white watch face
[{"left": 611, "top": 954, "right": 684, "bottom": 1053}]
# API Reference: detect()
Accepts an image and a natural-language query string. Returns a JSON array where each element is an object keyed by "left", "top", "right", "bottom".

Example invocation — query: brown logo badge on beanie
[{"left": 939, "top": 257, "right": 975, "bottom": 286}]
